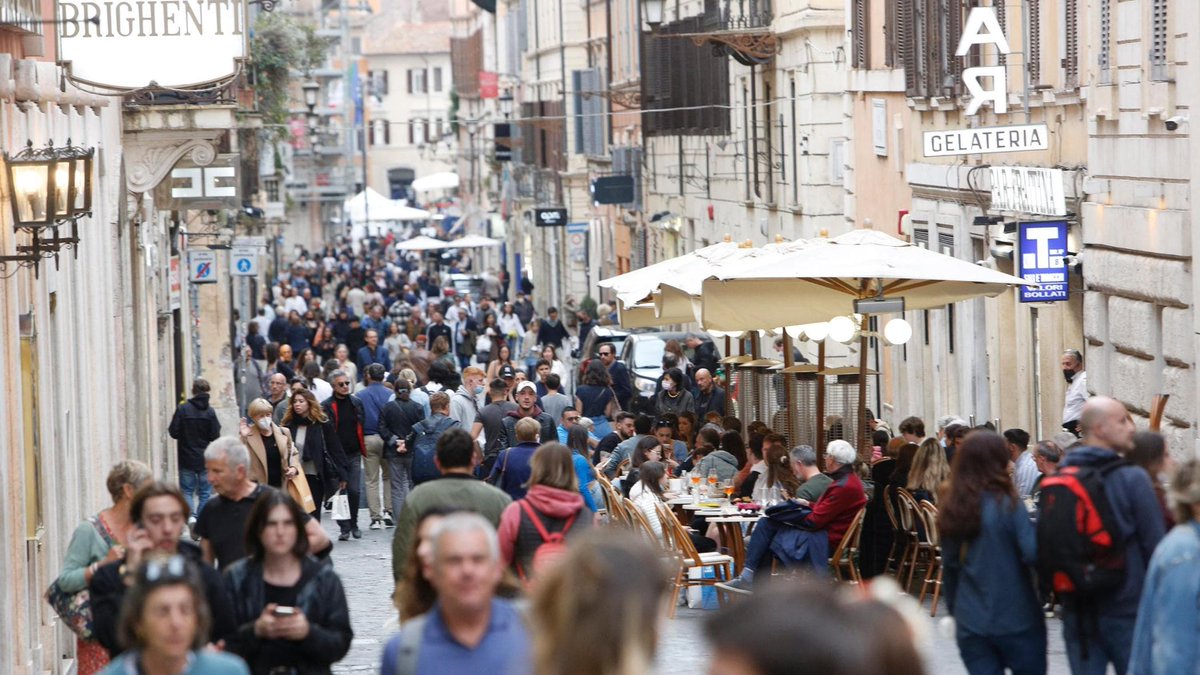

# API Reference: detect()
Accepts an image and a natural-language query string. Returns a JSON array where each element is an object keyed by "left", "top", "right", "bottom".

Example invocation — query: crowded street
[{"left": 5, "top": 0, "right": 1200, "bottom": 674}]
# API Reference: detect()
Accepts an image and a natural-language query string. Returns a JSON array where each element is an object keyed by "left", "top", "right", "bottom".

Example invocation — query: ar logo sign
[{"left": 956, "top": 8, "right": 1012, "bottom": 116}]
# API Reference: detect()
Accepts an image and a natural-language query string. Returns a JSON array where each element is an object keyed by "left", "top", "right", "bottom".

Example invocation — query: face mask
[
  {"left": 474, "top": 385, "right": 484, "bottom": 395},
  {"left": 255, "top": 418, "right": 272, "bottom": 432},
  {"left": 1062, "top": 369, "right": 1075, "bottom": 383},
  {"left": 663, "top": 380, "right": 674, "bottom": 392}
]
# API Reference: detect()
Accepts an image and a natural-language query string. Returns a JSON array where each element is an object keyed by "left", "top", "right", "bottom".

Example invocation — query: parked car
[
  {"left": 618, "top": 331, "right": 720, "bottom": 410},
  {"left": 443, "top": 273, "right": 484, "bottom": 298},
  {"left": 576, "top": 326, "right": 631, "bottom": 380}
]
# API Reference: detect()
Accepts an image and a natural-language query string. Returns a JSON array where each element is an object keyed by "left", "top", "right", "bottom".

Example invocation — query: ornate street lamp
[
  {"left": 498, "top": 90, "right": 513, "bottom": 118},
  {"left": 301, "top": 80, "right": 320, "bottom": 113},
  {"left": 2, "top": 139, "right": 95, "bottom": 274},
  {"left": 640, "top": 0, "right": 664, "bottom": 29}
]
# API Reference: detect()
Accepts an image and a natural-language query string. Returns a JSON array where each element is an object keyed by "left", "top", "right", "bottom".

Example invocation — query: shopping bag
[
  {"left": 330, "top": 490, "right": 352, "bottom": 521},
  {"left": 287, "top": 472, "right": 317, "bottom": 513}
]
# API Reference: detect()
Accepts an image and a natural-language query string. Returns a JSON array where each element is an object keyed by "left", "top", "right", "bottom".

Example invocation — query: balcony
[
  {"left": 0, "top": 0, "right": 43, "bottom": 34},
  {"left": 717, "top": 0, "right": 771, "bottom": 31}
]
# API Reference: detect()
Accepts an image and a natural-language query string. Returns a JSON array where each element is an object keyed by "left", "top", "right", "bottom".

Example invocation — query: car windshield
[{"left": 632, "top": 338, "right": 666, "bottom": 369}]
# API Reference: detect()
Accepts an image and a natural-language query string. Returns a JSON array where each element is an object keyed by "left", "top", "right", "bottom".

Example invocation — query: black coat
[
  {"left": 90, "top": 540, "right": 235, "bottom": 657},
  {"left": 499, "top": 408, "right": 557, "bottom": 450},
  {"left": 285, "top": 418, "right": 349, "bottom": 496},
  {"left": 222, "top": 556, "right": 353, "bottom": 675},
  {"left": 168, "top": 394, "right": 221, "bottom": 472},
  {"left": 379, "top": 397, "right": 426, "bottom": 457},
  {"left": 538, "top": 319, "right": 569, "bottom": 349},
  {"left": 692, "top": 341, "right": 720, "bottom": 375},
  {"left": 608, "top": 361, "right": 633, "bottom": 410}
]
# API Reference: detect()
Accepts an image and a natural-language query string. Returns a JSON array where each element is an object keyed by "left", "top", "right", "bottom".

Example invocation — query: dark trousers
[
  {"left": 956, "top": 624, "right": 1047, "bottom": 675},
  {"left": 1062, "top": 610, "right": 1135, "bottom": 675},
  {"left": 337, "top": 456, "right": 362, "bottom": 533},
  {"left": 743, "top": 505, "right": 812, "bottom": 573},
  {"left": 305, "top": 473, "right": 324, "bottom": 522}
]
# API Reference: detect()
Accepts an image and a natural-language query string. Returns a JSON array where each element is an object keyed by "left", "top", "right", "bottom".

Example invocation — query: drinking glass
[{"left": 707, "top": 469, "right": 719, "bottom": 497}]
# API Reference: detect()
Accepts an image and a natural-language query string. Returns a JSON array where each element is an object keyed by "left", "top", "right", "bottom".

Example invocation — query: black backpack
[
  {"left": 1036, "top": 456, "right": 1127, "bottom": 599},
  {"left": 408, "top": 416, "right": 460, "bottom": 485}
]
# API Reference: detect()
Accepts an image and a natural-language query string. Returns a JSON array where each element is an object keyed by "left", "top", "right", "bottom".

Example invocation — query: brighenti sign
[
  {"left": 56, "top": 0, "right": 247, "bottom": 89},
  {"left": 921, "top": 7, "right": 1049, "bottom": 158}
]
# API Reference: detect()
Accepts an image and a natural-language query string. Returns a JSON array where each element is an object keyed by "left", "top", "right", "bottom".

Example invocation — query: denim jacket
[{"left": 1128, "top": 521, "right": 1200, "bottom": 675}]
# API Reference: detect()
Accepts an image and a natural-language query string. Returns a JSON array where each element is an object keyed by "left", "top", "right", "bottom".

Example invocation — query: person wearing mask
[
  {"left": 1129, "top": 459, "right": 1200, "bottom": 674},
  {"left": 98, "top": 558, "right": 249, "bottom": 675},
  {"left": 169, "top": 378, "right": 222, "bottom": 524},
  {"left": 496, "top": 442, "right": 593, "bottom": 582},
  {"left": 940, "top": 431, "right": 1045, "bottom": 675},
  {"left": 379, "top": 378, "right": 427, "bottom": 521},
  {"left": 473, "top": 378, "right": 518, "bottom": 475},
  {"left": 239, "top": 399, "right": 301, "bottom": 491},
  {"left": 594, "top": 412, "right": 635, "bottom": 467},
  {"left": 358, "top": 364, "right": 395, "bottom": 531},
  {"left": 282, "top": 389, "right": 347, "bottom": 521},
  {"left": 90, "top": 482, "right": 237, "bottom": 657},
  {"left": 1061, "top": 350, "right": 1088, "bottom": 437},
  {"left": 498, "top": 381, "right": 557, "bottom": 452},
  {"left": 356, "top": 330, "right": 392, "bottom": 382},
  {"left": 1050, "top": 397, "right": 1165, "bottom": 675},
  {"left": 381, "top": 514, "right": 530, "bottom": 674},
  {"left": 222, "top": 490, "right": 353, "bottom": 675},
  {"left": 51, "top": 461, "right": 153, "bottom": 675},
  {"left": 654, "top": 368, "right": 694, "bottom": 419},
  {"left": 450, "top": 366, "right": 486, "bottom": 432},
  {"left": 323, "top": 371, "right": 366, "bottom": 541}
]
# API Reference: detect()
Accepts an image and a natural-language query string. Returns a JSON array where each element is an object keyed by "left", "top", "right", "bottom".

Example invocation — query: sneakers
[
  {"left": 352, "top": 528, "right": 363, "bottom": 539},
  {"left": 370, "top": 519, "right": 383, "bottom": 530},
  {"left": 382, "top": 511, "right": 395, "bottom": 527},
  {"left": 338, "top": 531, "right": 351, "bottom": 542},
  {"left": 715, "top": 577, "right": 754, "bottom": 595}
]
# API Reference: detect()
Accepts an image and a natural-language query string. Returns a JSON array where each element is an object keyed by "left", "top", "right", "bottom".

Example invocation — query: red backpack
[
  {"left": 516, "top": 499, "right": 578, "bottom": 584},
  {"left": 1036, "top": 457, "right": 1127, "bottom": 598}
]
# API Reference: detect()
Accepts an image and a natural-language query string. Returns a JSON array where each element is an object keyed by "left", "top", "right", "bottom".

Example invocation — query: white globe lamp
[
  {"left": 828, "top": 315, "right": 857, "bottom": 343},
  {"left": 883, "top": 318, "right": 913, "bottom": 345}
]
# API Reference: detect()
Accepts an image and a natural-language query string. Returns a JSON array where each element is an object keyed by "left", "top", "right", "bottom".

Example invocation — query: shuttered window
[
  {"left": 1098, "top": 0, "right": 1111, "bottom": 82},
  {"left": 639, "top": 15, "right": 730, "bottom": 136},
  {"left": 1063, "top": 0, "right": 1078, "bottom": 88},
  {"left": 1151, "top": 0, "right": 1168, "bottom": 80},
  {"left": 902, "top": 0, "right": 962, "bottom": 97},
  {"left": 852, "top": 0, "right": 869, "bottom": 69},
  {"left": 1028, "top": 0, "right": 1041, "bottom": 86},
  {"left": 995, "top": 0, "right": 1007, "bottom": 67},
  {"left": 572, "top": 69, "right": 607, "bottom": 157},
  {"left": 899, "top": 0, "right": 918, "bottom": 93}
]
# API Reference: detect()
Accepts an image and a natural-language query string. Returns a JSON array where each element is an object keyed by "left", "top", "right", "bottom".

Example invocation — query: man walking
[
  {"left": 356, "top": 329, "right": 392, "bottom": 381},
  {"left": 597, "top": 344, "right": 632, "bottom": 410},
  {"left": 473, "top": 378, "right": 517, "bottom": 475},
  {"left": 325, "top": 370, "right": 366, "bottom": 541},
  {"left": 1061, "top": 349, "right": 1088, "bottom": 436},
  {"left": 359, "top": 363, "right": 395, "bottom": 530},
  {"left": 379, "top": 377, "right": 426, "bottom": 524},
  {"left": 499, "top": 381, "right": 557, "bottom": 451},
  {"left": 168, "top": 377, "right": 221, "bottom": 523},
  {"left": 1004, "top": 428, "right": 1040, "bottom": 498}
]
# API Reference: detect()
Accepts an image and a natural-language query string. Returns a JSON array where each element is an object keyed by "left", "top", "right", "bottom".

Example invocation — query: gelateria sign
[
  {"left": 56, "top": 0, "right": 247, "bottom": 89},
  {"left": 922, "top": 7, "right": 1049, "bottom": 158}
]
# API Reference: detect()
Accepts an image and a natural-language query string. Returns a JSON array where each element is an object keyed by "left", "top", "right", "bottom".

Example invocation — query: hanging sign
[
  {"left": 923, "top": 124, "right": 1049, "bottom": 157},
  {"left": 230, "top": 247, "right": 258, "bottom": 277},
  {"left": 990, "top": 166, "right": 1067, "bottom": 216},
  {"left": 169, "top": 255, "right": 182, "bottom": 309},
  {"left": 1017, "top": 221, "right": 1069, "bottom": 303},
  {"left": 154, "top": 154, "right": 241, "bottom": 209},
  {"left": 187, "top": 250, "right": 217, "bottom": 284}
]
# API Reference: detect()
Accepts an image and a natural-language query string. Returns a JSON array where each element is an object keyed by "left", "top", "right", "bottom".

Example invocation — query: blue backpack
[{"left": 409, "top": 416, "right": 460, "bottom": 485}]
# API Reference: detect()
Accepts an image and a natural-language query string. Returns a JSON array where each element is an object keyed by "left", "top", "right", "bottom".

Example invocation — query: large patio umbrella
[
  {"left": 412, "top": 172, "right": 460, "bottom": 192},
  {"left": 449, "top": 233, "right": 502, "bottom": 248},
  {"left": 598, "top": 239, "right": 739, "bottom": 326},
  {"left": 345, "top": 188, "right": 431, "bottom": 223},
  {"left": 395, "top": 235, "right": 452, "bottom": 251},
  {"left": 699, "top": 228, "right": 1030, "bottom": 460}
]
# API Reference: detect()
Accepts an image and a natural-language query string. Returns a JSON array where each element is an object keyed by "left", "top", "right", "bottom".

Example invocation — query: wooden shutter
[
  {"left": 1028, "top": 0, "right": 1041, "bottom": 85},
  {"left": 1063, "top": 0, "right": 1078, "bottom": 87},
  {"left": 852, "top": 0, "right": 868, "bottom": 69},
  {"left": 1151, "top": 0, "right": 1168, "bottom": 80},
  {"left": 380, "top": 70, "right": 388, "bottom": 95},
  {"left": 995, "top": 0, "right": 1007, "bottom": 67},
  {"left": 407, "top": 69, "right": 413, "bottom": 94},
  {"left": 900, "top": 0, "right": 919, "bottom": 95}
]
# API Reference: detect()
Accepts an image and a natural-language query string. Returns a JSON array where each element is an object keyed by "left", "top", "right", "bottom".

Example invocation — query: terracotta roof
[{"left": 365, "top": 16, "right": 453, "bottom": 54}]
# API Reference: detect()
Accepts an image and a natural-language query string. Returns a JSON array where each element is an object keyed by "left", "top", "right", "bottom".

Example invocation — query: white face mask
[
  {"left": 663, "top": 380, "right": 674, "bottom": 392},
  {"left": 256, "top": 418, "right": 272, "bottom": 432}
]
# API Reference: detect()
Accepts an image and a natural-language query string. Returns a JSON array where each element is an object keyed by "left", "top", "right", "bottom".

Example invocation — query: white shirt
[
  {"left": 311, "top": 377, "right": 333, "bottom": 404},
  {"left": 1013, "top": 451, "right": 1041, "bottom": 498},
  {"left": 1062, "top": 370, "right": 1088, "bottom": 424},
  {"left": 284, "top": 295, "right": 308, "bottom": 316}
]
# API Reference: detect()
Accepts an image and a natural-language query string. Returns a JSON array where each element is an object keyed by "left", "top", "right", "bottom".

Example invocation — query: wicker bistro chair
[
  {"left": 895, "top": 488, "right": 934, "bottom": 593},
  {"left": 882, "top": 485, "right": 907, "bottom": 576},
  {"left": 829, "top": 506, "right": 868, "bottom": 584},
  {"left": 917, "top": 500, "right": 944, "bottom": 616},
  {"left": 652, "top": 500, "right": 735, "bottom": 617}
]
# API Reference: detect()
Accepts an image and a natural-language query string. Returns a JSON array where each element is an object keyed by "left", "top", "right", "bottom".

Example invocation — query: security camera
[{"left": 1165, "top": 115, "right": 1188, "bottom": 131}]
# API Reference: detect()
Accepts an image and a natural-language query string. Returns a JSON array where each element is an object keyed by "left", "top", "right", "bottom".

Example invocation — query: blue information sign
[{"left": 1017, "top": 221, "right": 1069, "bottom": 303}]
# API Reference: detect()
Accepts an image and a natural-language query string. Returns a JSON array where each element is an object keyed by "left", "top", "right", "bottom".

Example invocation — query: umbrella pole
[
  {"left": 816, "top": 340, "right": 826, "bottom": 464},
  {"left": 858, "top": 315, "right": 870, "bottom": 465},
  {"left": 724, "top": 336, "right": 732, "bottom": 416},
  {"left": 782, "top": 332, "right": 795, "bottom": 446}
]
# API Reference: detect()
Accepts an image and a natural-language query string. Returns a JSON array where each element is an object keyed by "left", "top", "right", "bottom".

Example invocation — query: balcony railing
[{"left": 718, "top": 0, "right": 771, "bottom": 31}]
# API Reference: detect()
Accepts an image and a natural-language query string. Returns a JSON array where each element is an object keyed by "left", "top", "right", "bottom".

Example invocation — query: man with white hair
[
  {"left": 717, "top": 440, "right": 867, "bottom": 594},
  {"left": 379, "top": 513, "right": 531, "bottom": 674},
  {"left": 195, "top": 436, "right": 331, "bottom": 570}
]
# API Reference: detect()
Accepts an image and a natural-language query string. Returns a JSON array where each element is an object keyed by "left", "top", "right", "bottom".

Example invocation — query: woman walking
[
  {"left": 282, "top": 389, "right": 348, "bottom": 520},
  {"left": 939, "top": 431, "right": 1045, "bottom": 675}
]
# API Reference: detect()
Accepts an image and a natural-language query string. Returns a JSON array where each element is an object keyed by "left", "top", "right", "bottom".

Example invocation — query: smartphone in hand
[{"left": 272, "top": 606, "right": 297, "bottom": 616}]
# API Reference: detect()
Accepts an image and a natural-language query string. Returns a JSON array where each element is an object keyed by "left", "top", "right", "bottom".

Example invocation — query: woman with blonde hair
[
  {"left": 240, "top": 398, "right": 302, "bottom": 489},
  {"left": 282, "top": 388, "right": 348, "bottom": 520},
  {"left": 51, "top": 460, "right": 153, "bottom": 674},
  {"left": 496, "top": 442, "right": 593, "bottom": 582},
  {"left": 530, "top": 530, "right": 669, "bottom": 675},
  {"left": 907, "top": 437, "right": 951, "bottom": 503},
  {"left": 431, "top": 335, "right": 457, "bottom": 372}
]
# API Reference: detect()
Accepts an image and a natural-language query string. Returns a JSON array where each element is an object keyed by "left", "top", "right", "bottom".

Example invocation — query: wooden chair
[
  {"left": 882, "top": 485, "right": 907, "bottom": 576},
  {"left": 829, "top": 507, "right": 867, "bottom": 584},
  {"left": 917, "top": 500, "right": 944, "bottom": 615},
  {"left": 895, "top": 489, "right": 933, "bottom": 593},
  {"left": 655, "top": 500, "right": 734, "bottom": 617},
  {"left": 623, "top": 497, "right": 662, "bottom": 544}
]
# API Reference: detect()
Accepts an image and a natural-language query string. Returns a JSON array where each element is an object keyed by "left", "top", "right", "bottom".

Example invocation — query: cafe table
[{"left": 707, "top": 513, "right": 764, "bottom": 574}]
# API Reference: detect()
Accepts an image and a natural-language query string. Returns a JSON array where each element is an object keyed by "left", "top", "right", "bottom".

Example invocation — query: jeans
[
  {"left": 1062, "top": 610, "right": 1136, "bottom": 675},
  {"left": 387, "top": 456, "right": 414, "bottom": 518},
  {"left": 337, "top": 456, "right": 363, "bottom": 534},
  {"left": 305, "top": 473, "right": 325, "bottom": 522},
  {"left": 179, "top": 469, "right": 211, "bottom": 517},
  {"left": 956, "top": 624, "right": 1047, "bottom": 675},
  {"left": 743, "top": 517, "right": 784, "bottom": 574},
  {"left": 363, "top": 434, "right": 391, "bottom": 519}
]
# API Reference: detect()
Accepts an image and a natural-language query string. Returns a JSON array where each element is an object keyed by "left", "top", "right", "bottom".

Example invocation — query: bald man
[
  {"left": 693, "top": 368, "right": 726, "bottom": 418},
  {"left": 1054, "top": 396, "right": 1164, "bottom": 675}
]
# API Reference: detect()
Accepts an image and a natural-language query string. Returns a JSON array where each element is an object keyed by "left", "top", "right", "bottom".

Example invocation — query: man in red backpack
[{"left": 1050, "top": 397, "right": 1164, "bottom": 675}]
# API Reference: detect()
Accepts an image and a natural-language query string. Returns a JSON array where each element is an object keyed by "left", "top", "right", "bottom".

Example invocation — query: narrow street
[{"left": 321, "top": 510, "right": 1070, "bottom": 674}]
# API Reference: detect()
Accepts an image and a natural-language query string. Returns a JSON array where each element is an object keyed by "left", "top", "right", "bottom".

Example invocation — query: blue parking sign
[{"left": 1017, "top": 221, "right": 1069, "bottom": 303}]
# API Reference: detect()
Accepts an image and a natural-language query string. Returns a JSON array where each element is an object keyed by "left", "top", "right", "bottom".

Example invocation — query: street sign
[
  {"left": 154, "top": 154, "right": 241, "bottom": 209},
  {"left": 990, "top": 166, "right": 1067, "bottom": 216},
  {"left": 534, "top": 208, "right": 568, "bottom": 227},
  {"left": 231, "top": 247, "right": 258, "bottom": 277},
  {"left": 169, "top": 256, "right": 182, "bottom": 309},
  {"left": 1017, "top": 221, "right": 1069, "bottom": 303},
  {"left": 591, "top": 176, "right": 635, "bottom": 205},
  {"left": 923, "top": 124, "right": 1050, "bottom": 157},
  {"left": 187, "top": 251, "right": 218, "bottom": 284},
  {"left": 567, "top": 222, "right": 588, "bottom": 262}
]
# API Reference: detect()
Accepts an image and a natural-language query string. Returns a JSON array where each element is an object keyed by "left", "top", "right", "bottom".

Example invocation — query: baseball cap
[
  {"left": 515, "top": 381, "right": 537, "bottom": 394},
  {"left": 499, "top": 364, "right": 516, "bottom": 379}
]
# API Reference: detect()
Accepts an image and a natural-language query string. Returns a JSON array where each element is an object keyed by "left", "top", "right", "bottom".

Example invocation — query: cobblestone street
[{"left": 322, "top": 510, "right": 1070, "bottom": 674}]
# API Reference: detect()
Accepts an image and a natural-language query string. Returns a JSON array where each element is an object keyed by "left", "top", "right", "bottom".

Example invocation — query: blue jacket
[
  {"left": 1129, "top": 521, "right": 1200, "bottom": 675},
  {"left": 943, "top": 492, "right": 1043, "bottom": 636},
  {"left": 1059, "top": 446, "right": 1166, "bottom": 618},
  {"left": 355, "top": 345, "right": 391, "bottom": 379},
  {"left": 356, "top": 382, "right": 393, "bottom": 436},
  {"left": 489, "top": 442, "right": 539, "bottom": 500}
]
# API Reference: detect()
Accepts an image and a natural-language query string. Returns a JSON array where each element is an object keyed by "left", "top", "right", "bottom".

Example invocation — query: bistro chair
[
  {"left": 829, "top": 506, "right": 867, "bottom": 584},
  {"left": 882, "top": 485, "right": 906, "bottom": 576},
  {"left": 917, "top": 500, "right": 944, "bottom": 616},
  {"left": 656, "top": 501, "right": 735, "bottom": 617},
  {"left": 895, "top": 488, "right": 934, "bottom": 593}
]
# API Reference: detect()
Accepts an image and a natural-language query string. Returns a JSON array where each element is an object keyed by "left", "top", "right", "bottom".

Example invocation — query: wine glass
[{"left": 707, "top": 469, "right": 719, "bottom": 497}]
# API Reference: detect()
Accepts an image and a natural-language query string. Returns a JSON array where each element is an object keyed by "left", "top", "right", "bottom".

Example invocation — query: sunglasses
[{"left": 334, "top": 381, "right": 350, "bottom": 388}]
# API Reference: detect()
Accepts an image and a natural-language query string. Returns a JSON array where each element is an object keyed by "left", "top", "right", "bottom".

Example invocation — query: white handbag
[{"left": 330, "top": 489, "right": 352, "bottom": 521}]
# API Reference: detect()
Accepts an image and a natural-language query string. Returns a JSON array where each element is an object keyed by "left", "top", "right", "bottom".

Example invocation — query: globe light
[
  {"left": 804, "top": 322, "right": 829, "bottom": 342},
  {"left": 828, "top": 315, "right": 857, "bottom": 343},
  {"left": 883, "top": 318, "right": 913, "bottom": 345}
]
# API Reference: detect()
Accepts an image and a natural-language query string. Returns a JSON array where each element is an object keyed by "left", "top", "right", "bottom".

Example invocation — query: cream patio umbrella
[
  {"left": 598, "top": 238, "right": 740, "bottom": 326},
  {"left": 699, "top": 228, "right": 1030, "bottom": 460},
  {"left": 448, "top": 233, "right": 502, "bottom": 248},
  {"left": 394, "top": 235, "right": 452, "bottom": 251}
]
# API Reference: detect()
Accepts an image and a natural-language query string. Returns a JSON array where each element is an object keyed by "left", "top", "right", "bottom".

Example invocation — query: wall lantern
[
  {"left": 1, "top": 140, "right": 95, "bottom": 275},
  {"left": 498, "top": 90, "right": 513, "bottom": 118},
  {"left": 640, "top": 0, "right": 663, "bottom": 29}
]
